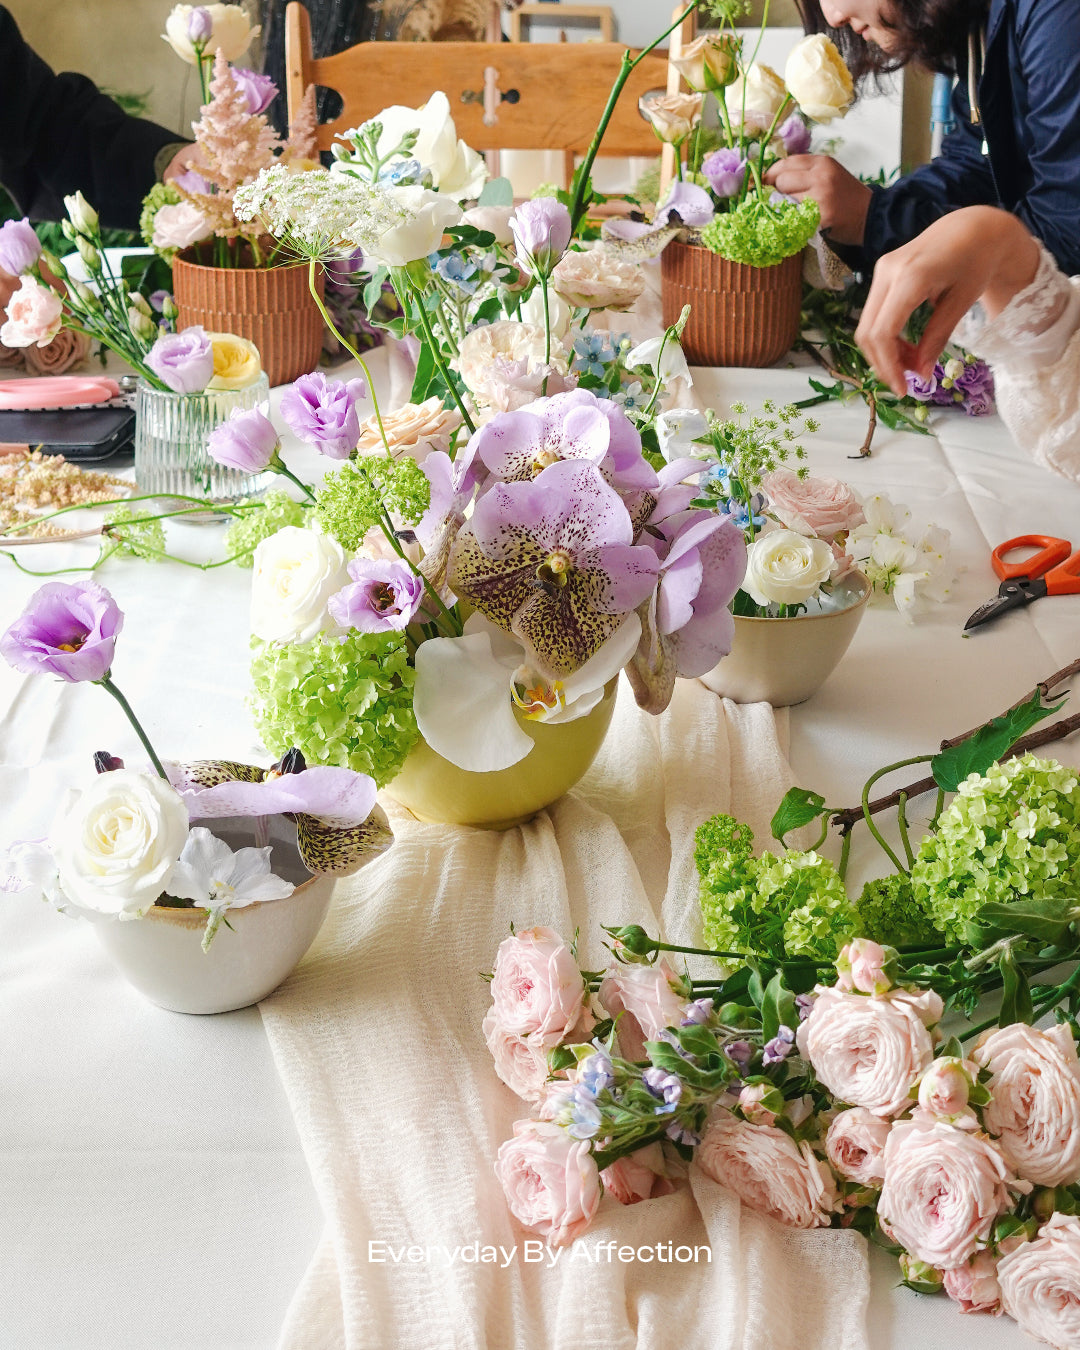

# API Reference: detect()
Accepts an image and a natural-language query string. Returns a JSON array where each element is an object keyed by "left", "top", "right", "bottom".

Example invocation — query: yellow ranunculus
[
  {"left": 206, "top": 332, "right": 263, "bottom": 390},
  {"left": 784, "top": 35, "right": 854, "bottom": 124}
]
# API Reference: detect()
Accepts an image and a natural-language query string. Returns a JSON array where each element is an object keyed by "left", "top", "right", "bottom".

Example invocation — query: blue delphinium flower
[
  {"left": 566, "top": 1086, "right": 603, "bottom": 1139},
  {"left": 379, "top": 159, "right": 426, "bottom": 187},
  {"left": 578, "top": 1049, "right": 615, "bottom": 1097}
]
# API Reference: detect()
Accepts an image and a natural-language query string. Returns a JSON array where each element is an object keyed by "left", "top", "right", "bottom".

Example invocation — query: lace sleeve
[{"left": 955, "top": 243, "right": 1080, "bottom": 373}]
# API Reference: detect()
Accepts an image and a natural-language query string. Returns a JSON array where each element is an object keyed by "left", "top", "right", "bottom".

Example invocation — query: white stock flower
[
  {"left": 365, "top": 92, "right": 487, "bottom": 200},
  {"left": 167, "top": 826, "right": 294, "bottom": 948},
  {"left": 366, "top": 185, "right": 463, "bottom": 267},
  {"left": 743, "top": 529, "right": 835, "bottom": 606},
  {"left": 163, "top": 4, "right": 258, "bottom": 64},
  {"left": 54, "top": 770, "right": 190, "bottom": 918},
  {"left": 849, "top": 493, "right": 954, "bottom": 621},
  {"left": 626, "top": 333, "right": 691, "bottom": 387},
  {"left": 784, "top": 35, "right": 854, "bottom": 123},
  {"left": 250, "top": 525, "right": 349, "bottom": 645}
]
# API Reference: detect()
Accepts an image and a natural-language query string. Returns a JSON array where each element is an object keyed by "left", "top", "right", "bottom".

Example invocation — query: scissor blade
[{"left": 964, "top": 580, "right": 1044, "bottom": 631}]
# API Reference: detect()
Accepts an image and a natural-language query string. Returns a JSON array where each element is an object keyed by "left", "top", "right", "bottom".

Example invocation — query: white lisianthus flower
[
  {"left": 784, "top": 35, "right": 854, "bottom": 123},
  {"left": 152, "top": 201, "right": 214, "bottom": 253},
  {"left": 167, "top": 827, "right": 294, "bottom": 950},
  {"left": 743, "top": 529, "right": 834, "bottom": 606},
  {"left": 250, "top": 525, "right": 349, "bottom": 645},
  {"left": 366, "top": 185, "right": 463, "bottom": 267},
  {"left": 54, "top": 770, "right": 190, "bottom": 918},
  {"left": 163, "top": 3, "right": 258, "bottom": 64},
  {"left": 63, "top": 191, "right": 99, "bottom": 234},
  {"left": 361, "top": 92, "right": 487, "bottom": 200},
  {"left": 725, "top": 63, "right": 789, "bottom": 128}
]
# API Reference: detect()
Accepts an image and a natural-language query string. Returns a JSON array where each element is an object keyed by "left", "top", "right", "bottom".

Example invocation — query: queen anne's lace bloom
[{"left": 233, "top": 165, "right": 408, "bottom": 259}]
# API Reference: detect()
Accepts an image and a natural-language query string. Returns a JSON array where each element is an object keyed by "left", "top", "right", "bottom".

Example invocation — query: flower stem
[
  {"left": 96, "top": 676, "right": 168, "bottom": 781},
  {"left": 406, "top": 278, "right": 476, "bottom": 436},
  {"left": 306, "top": 259, "right": 391, "bottom": 454},
  {"left": 858, "top": 754, "right": 934, "bottom": 875},
  {"left": 270, "top": 455, "right": 318, "bottom": 504}
]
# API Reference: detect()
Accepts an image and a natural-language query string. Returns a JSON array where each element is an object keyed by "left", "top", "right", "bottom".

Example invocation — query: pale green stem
[
  {"left": 97, "top": 677, "right": 168, "bottom": 781},
  {"left": 406, "top": 278, "right": 476, "bottom": 436},
  {"left": 859, "top": 754, "right": 934, "bottom": 875},
  {"left": 307, "top": 259, "right": 390, "bottom": 454}
]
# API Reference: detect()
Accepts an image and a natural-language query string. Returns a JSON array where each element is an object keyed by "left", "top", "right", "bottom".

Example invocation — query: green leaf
[
  {"left": 363, "top": 267, "right": 389, "bottom": 315},
  {"left": 973, "top": 896, "right": 1077, "bottom": 946},
  {"left": 930, "top": 689, "right": 1068, "bottom": 793},
  {"left": 998, "top": 948, "right": 1034, "bottom": 1026},
  {"left": 444, "top": 224, "right": 496, "bottom": 248},
  {"left": 477, "top": 176, "right": 513, "bottom": 207},
  {"left": 771, "top": 787, "right": 827, "bottom": 844},
  {"left": 409, "top": 339, "right": 437, "bottom": 404},
  {"left": 761, "top": 971, "right": 796, "bottom": 1043}
]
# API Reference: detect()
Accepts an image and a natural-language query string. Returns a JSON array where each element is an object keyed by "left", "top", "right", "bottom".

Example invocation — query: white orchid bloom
[
  {"left": 167, "top": 827, "right": 294, "bottom": 950},
  {"left": 654, "top": 408, "right": 711, "bottom": 463}
]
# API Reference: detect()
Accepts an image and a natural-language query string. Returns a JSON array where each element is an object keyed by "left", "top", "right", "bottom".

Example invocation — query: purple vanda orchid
[
  {"left": 448, "top": 459, "right": 659, "bottom": 679},
  {"left": 654, "top": 181, "right": 715, "bottom": 228},
  {"left": 1, "top": 580, "right": 122, "bottom": 683}
]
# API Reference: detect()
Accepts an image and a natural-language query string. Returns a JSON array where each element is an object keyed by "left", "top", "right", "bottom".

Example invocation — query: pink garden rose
[
  {"left": 973, "top": 1022, "right": 1080, "bottom": 1187},
  {"left": 917, "top": 1056, "right": 977, "bottom": 1121},
  {"left": 0, "top": 276, "right": 63, "bottom": 348},
  {"left": 489, "top": 926, "right": 585, "bottom": 1043},
  {"left": 601, "top": 1142, "right": 676, "bottom": 1205},
  {"left": 878, "top": 1116, "right": 1020, "bottom": 1270},
  {"left": 836, "top": 938, "right": 891, "bottom": 995},
  {"left": 943, "top": 1250, "right": 1002, "bottom": 1315},
  {"left": 697, "top": 1108, "right": 839, "bottom": 1229},
  {"left": 796, "top": 985, "right": 942, "bottom": 1117},
  {"left": 998, "top": 1214, "right": 1080, "bottom": 1348},
  {"left": 23, "top": 326, "right": 91, "bottom": 375},
  {"left": 482, "top": 1010, "right": 553, "bottom": 1102},
  {"left": 761, "top": 468, "right": 865, "bottom": 540},
  {"left": 825, "top": 1107, "right": 891, "bottom": 1186},
  {"left": 599, "top": 959, "right": 687, "bottom": 1063},
  {"left": 496, "top": 1119, "right": 601, "bottom": 1246},
  {"left": 151, "top": 201, "right": 213, "bottom": 252}
]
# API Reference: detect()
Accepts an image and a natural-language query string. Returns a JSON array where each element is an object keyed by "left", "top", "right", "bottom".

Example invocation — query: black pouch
[{"left": 0, "top": 405, "right": 135, "bottom": 462}]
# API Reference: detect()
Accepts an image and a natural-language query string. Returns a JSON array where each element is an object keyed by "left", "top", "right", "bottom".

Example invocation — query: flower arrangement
[{"left": 482, "top": 681, "right": 1080, "bottom": 1349}]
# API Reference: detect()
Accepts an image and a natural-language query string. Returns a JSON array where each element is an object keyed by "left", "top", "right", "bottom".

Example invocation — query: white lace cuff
[{"left": 955, "top": 243, "right": 1080, "bottom": 373}]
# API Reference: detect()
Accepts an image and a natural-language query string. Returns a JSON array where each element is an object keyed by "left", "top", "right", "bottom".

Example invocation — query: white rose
[
  {"left": 743, "top": 529, "right": 835, "bottom": 605},
  {"left": 163, "top": 4, "right": 258, "bottom": 64},
  {"left": 726, "top": 63, "right": 789, "bottom": 128},
  {"left": 250, "top": 525, "right": 349, "bottom": 645},
  {"left": 825, "top": 1107, "right": 891, "bottom": 1186},
  {"left": 973, "top": 1022, "right": 1080, "bottom": 1186},
  {"left": 551, "top": 250, "right": 646, "bottom": 312},
  {"left": 54, "top": 770, "right": 189, "bottom": 918},
  {"left": 519, "top": 286, "right": 573, "bottom": 340},
  {"left": 151, "top": 202, "right": 214, "bottom": 252},
  {"left": 784, "top": 35, "right": 854, "bottom": 124},
  {"left": 998, "top": 1213, "right": 1080, "bottom": 1348},
  {"left": 367, "top": 185, "right": 463, "bottom": 267},
  {"left": 461, "top": 204, "right": 515, "bottom": 245},
  {"left": 370, "top": 92, "right": 487, "bottom": 200}
]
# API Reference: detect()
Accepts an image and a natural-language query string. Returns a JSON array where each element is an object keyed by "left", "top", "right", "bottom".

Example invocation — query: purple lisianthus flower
[
  {"left": 723, "top": 1039, "right": 754, "bottom": 1072},
  {"left": 148, "top": 289, "right": 172, "bottom": 314},
  {"left": 578, "top": 1049, "right": 615, "bottom": 1097},
  {"left": 470, "top": 388, "right": 658, "bottom": 494},
  {"left": 509, "top": 198, "right": 571, "bottom": 274},
  {"left": 448, "top": 459, "right": 659, "bottom": 678},
  {"left": 777, "top": 113, "right": 812, "bottom": 156},
  {"left": 654, "top": 180, "right": 715, "bottom": 228},
  {"left": 207, "top": 406, "right": 279, "bottom": 473},
  {"left": 231, "top": 67, "right": 278, "bottom": 116},
  {"left": 642, "top": 1067, "right": 683, "bottom": 1113},
  {"left": 0, "top": 218, "right": 42, "bottom": 276},
  {"left": 279, "top": 370, "right": 367, "bottom": 459},
  {"left": 681, "top": 996, "right": 715, "bottom": 1026},
  {"left": 904, "top": 369, "right": 937, "bottom": 401},
  {"left": 1, "top": 580, "right": 122, "bottom": 683},
  {"left": 327, "top": 558, "right": 424, "bottom": 633},
  {"left": 762, "top": 1025, "right": 796, "bottom": 1066},
  {"left": 145, "top": 325, "right": 214, "bottom": 393},
  {"left": 701, "top": 149, "right": 747, "bottom": 200},
  {"left": 187, "top": 6, "right": 213, "bottom": 41},
  {"left": 955, "top": 358, "right": 996, "bottom": 416}
]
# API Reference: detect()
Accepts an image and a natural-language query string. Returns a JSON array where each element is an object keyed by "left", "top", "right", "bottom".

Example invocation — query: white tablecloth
[{"left": 2, "top": 351, "right": 1077, "bottom": 1349}]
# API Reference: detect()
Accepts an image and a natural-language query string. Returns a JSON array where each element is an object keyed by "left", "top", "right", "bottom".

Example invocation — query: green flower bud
[
  {"left": 162, "top": 295, "right": 179, "bottom": 321},
  {"left": 39, "top": 250, "right": 67, "bottom": 280},
  {"left": 75, "top": 236, "right": 100, "bottom": 271},
  {"left": 898, "top": 1254, "right": 944, "bottom": 1294},
  {"left": 603, "top": 925, "right": 657, "bottom": 958},
  {"left": 64, "top": 190, "right": 99, "bottom": 234}
]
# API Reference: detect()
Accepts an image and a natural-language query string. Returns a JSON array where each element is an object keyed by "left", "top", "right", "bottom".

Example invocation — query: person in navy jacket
[{"left": 765, "top": 0, "right": 1080, "bottom": 276}]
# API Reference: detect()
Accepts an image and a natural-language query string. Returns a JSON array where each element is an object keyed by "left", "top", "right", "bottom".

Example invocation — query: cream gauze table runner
[{"left": 259, "top": 678, "right": 870, "bottom": 1350}]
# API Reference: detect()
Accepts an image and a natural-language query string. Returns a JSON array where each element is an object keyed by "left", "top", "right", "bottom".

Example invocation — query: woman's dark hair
[{"left": 795, "top": 0, "right": 990, "bottom": 79}]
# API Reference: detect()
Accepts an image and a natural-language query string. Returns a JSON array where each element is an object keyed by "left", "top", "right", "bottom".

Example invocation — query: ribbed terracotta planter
[
  {"left": 172, "top": 254, "right": 324, "bottom": 388},
  {"left": 661, "top": 240, "right": 803, "bottom": 368}
]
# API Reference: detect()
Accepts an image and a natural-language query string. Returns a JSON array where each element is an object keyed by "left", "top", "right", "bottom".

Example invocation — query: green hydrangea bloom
[
  {"left": 101, "top": 502, "right": 165, "bottom": 561},
  {"left": 225, "top": 491, "right": 311, "bottom": 567},
  {"left": 911, "top": 754, "right": 1080, "bottom": 941},
  {"left": 854, "top": 873, "right": 942, "bottom": 948},
  {"left": 700, "top": 197, "right": 821, "bottom": 269},
  {"left": 316, "top": 457, "right": 430, "bottom": 552},
  {"left": 249, "top": 630, "right": 418, "bottom": 786}
]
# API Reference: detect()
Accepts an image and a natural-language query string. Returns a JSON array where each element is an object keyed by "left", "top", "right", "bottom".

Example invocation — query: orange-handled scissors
[{"left": 965, "top": 534, "right": 1080, "bottom": 630}]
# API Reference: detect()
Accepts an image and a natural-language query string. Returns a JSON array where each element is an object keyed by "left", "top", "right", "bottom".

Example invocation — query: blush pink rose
[
  {"left": 825, "top": 1107, "right": 891, "bottom": 1186},
  {"left": 495, "top": 1119, "right": 601, "bottom": 1246},
  {"left": 152, "top": 202, "right": 214, "bottom": 252},
  {"left": 836, "top": 938, "right": 891, "bottom": 995},
  {"left": 489, "top": 926, "right": 585, "bottom": 1042},
  {"left": 943, "top": 1250, "right": 1003, "bottom": 1314},
  {"left": 761, "top": 468, "right": 865, "bottom": 540},
  {"left": 973, "top": 1022, "right": 1080, "bottom": 1187},
  {"left": 917, "top": 1056, "right": 977, "bottom": 1120},
  {"left": 599, "top": 959, "right": 688, "bottom": 1062},
  {"left": 23, "top": 326, "right": 91, "bottom": 375},
  {"left": 698, "top": 1108, "right": 838, "bottom": 1229},
  {"left": 796, "top": 985, "right": 942, "bottom": 1117},
  {"left": 0, "top": 276, "right": 63, "bottom": 348},
  {"left": 878, "top": 1116, "right": 1020, "bottom": 1270},
  {"left": 601, "top": 1142, "right": 677, "bottom": 1205},
  {"left": 482, "top": 1009, "right": 553, "bottom": 1102},
  {"left": 998, "top": 1214, "right": 1080, "bottom": 1348}
]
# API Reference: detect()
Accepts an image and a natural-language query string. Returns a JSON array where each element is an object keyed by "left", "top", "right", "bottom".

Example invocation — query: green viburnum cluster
[
  {"left": 224, "top": 490, "right": 310, "bottom": 566},
  {"left": 316, "top": 457, "right": 430, "bottom": 552},
  {"left": 853, "top": 873, "right": 942, "bottom": 948},
  {"left": 700, "top": 197, "right": 821, "bottom": 269},
  {"left": 139, "top": 182, "right": 182, "bottom": 252},
  {"left": 100, "top": 502, "right": 165, "bottom": 561},
  {"left": 249, "top": 630, "right": 418, "bottom": 786},
  {"left": 695, "top": 813, "right": 855, "bottom": 962},
  {"left": 911, "top": 754, "right": 1080, "bottom": 942}
]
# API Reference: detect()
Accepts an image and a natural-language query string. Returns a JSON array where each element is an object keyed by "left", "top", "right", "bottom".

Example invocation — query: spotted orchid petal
[{"left": 524, "top": 612, "right": 639, "bottom": 725}]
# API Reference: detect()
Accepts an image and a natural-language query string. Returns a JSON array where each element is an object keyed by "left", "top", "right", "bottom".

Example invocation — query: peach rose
[
  {"left": 22, "top": 327, "right": 91, "bottom": 375},
  {"left": 551, "top": 250, "right": 646, "bottom": 312},
  {"left": 355, "top": 397, "right": 463, "bottom": 463},
  {"left": 454, "top": 320, "right": 570, "bottom": 409},
  {"left": 878, "top": 1117, "right": 1019, "bottom": 1270},
  {"left": 825, "top": 1107, "right": 890, "bottom": 1186},
  {"left": 761, "top": 468, "right": 865, "bottom": 540},
  {"left": 489, "top": 925, "right": 585, "bottom": 1043},
  {"left": 698, "top": 1108, "right": 839, "bottom": 1229},
  {"left": 495, "top": 1119, "right": 601, "bottom": 1246},
  {"left": 998, "top": 1214, "right": 1080, "bottom": 1348},
  {"left": 943, "top": 1250, "right": 1002, "bottom": 1315},
  {"left": 641, "top": 92, "right": 703, "bottom": 144},
  {"left": 0, "top": 276, "right": 63, "bottom": 348},
  {"left": 599, "top": 960, "right": 687, "bottom": 1063},
  {"left": 601, "top": 1142, "right": 676, "bottom": 1205},
  {"left": 796, "top": 985, "right": 942, "bottom": 1117},
  {"left": 973, "top": 1022, "right": 1080, "bottom": 1187}
]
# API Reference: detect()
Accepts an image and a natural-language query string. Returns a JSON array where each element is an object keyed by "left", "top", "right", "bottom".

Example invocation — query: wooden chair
[{"left": 284, "top": 0, "right": 668, "bottom": 175}]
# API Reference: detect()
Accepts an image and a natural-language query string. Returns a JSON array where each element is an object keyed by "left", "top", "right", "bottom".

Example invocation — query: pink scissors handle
[{"left": 992, "top": 534, "right": 1072, "bottom": 581}]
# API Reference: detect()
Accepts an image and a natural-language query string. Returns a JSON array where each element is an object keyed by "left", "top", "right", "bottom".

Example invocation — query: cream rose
[
  {"left": 761, "top": 468, "right": 865, "bottom": 540},
  {"left": 742, "top": 529, "right": 835, "bottom": 606},
  {"left": 641, "top": 92, "right": 703, "bottom": 144},
  {"left": 151, "top": 201, "right": 214, "bottom": 253},
  {"left": 796, "top": 985, "right": 942, "bottom": 1117},
  {"left": 250, "top": 526, "right": 349, "bottom": 645},
  {"left": 366, "top": 185, "right": 463, "bottom": 268},
  {"left": 519, "top": 287, "right": 573, "bottom": 341},
  {"left": 725, "top": 63, "right": 789, "bottom": 127},
  {"left": 784, "top": 35, "right": 854, "bottom": 124},
  {"left": 0, "top": 276, "right": 63, "bottom": 348},
  {"left": 496, "top": 1119, "right": 601, "bottom": 1246},
  {"left": 973, "top": 1022, "right": 1080, "bottom": 1186},
  {"left": 163, "top": 4, "right": 258, "bottom": 63},
  {"left": 489, "top": 926, "right": 584, "bottom": 1042},
  {"left": 698, "top": 1108, "right": 839, "bottom": 1228},
  {"left": 54, "top": 770, "right": 190, "bottom": 918},
  {"left": 878, "top": 1117, "right": 1018, "bottom": 1270},
  {"left": 598, "top": 959, "right": 687, "bottom": 1063},
  {"left": 206, "top": 331, "right": 263, "bottom": 391},
  {"left": 670, "top": 33, "right": 741, "bottom": 92},
  {"left": 998, "top": 1213, "right": 1080, "bottom": 1348},
  {"left": 825, "top": 1107, "right": 890, "bottom": 1185},
  {"left": 455, "top": 320, "right": 568, "bottom": 400},
  {"left": 943, "top": 1251, "right": 1002, "bottom": 1315},
  {"left": 355, "top": 397, "right": 463, "bottom": 462},
  {"left": 551, "top": 250, "right": 646, "bottom": 313}
]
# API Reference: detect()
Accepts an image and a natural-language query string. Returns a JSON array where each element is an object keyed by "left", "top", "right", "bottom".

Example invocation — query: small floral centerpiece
[{"left": 0, "top": 579, "right": 390, "bottom": 1011}]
